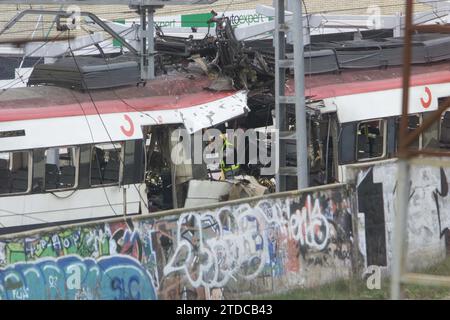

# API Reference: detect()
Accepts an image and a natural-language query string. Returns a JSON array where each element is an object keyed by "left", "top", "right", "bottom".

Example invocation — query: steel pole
[
  {"left": 140, "top": 8, "right": 147, "bottom": 80},
  {"left": 147, "top": 7, "right": 155, "bottom": 79},
  {"left": 274, "top": 0, "right": 286, "bottom": 193},
  {"left": 290, "top": 0, "right": 308, "bottom": 189}
]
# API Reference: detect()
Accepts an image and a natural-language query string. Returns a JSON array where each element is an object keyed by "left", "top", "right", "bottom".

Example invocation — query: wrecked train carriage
[
  {"left": 282, "top": 62, "right": 450, "bottom": 186},
  {"left": 0, "top": 68, "right": 248, "bottom": 233}
]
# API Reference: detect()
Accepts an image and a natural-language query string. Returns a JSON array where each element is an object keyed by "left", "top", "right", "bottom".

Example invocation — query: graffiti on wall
[
  {"left": 0, "top": 255, "right": 156, "bottom": 300},
  {"left": 432, "top": 168, "right": 450, "bottom": 239},
  {"left": 355, "top": 162, "right": 450, "bottom": 270},
  {"left": 0, "top": 186, "right": 355, "bottom": 300},
  {"left": 0, "top": 220, "right": 160, "bottom": 300},
  {"left": 163, "top": 193, "right": 353, "bottom": 290}
]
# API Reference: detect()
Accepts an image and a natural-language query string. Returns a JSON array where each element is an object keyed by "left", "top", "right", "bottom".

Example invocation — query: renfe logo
[
  {"left": 120, "top": 114, "right": 135, "bottom": 137},
  {"left": 421, "top": 86, "right": 432, "bottom": 109}
]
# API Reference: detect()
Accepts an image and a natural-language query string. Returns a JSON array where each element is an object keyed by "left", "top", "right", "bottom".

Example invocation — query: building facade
[{"left": 0, "top": 0, "right": 436, "bottom": 39}]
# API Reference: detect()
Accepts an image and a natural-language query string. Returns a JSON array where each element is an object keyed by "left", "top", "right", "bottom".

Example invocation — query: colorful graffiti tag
[
  {"left": 0, "top": 255, "right": 156, "bottom": 300},
  {"left": 163, "top": 193, "right": 353, "bottom": 289},
  {"left": 0, "top": 185, "right": 355, "bottom": 300}
]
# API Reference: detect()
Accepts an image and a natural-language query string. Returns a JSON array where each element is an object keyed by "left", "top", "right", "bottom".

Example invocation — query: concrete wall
[
  {"left": 349, "top": 160, "right": 449, "bottom": 273},
  {"left": 0, "top": 184, "right": 357, "bottom": 300}
]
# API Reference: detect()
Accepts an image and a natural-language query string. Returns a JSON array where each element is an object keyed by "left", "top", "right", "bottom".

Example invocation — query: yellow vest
[{"left": 220, "top": 135, "right": 240, "bottom": 172}]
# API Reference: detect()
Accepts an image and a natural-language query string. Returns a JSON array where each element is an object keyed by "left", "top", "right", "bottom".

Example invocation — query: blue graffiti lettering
[{"left": 0, "top": 255, "right": 156, "bottom": 300}]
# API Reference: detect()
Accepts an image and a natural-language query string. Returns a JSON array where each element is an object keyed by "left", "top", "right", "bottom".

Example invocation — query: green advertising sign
[
  {"left": 181, "top": 13, "right": 214, "bottom": 28},
  {"left": 113, "top": 19, "right": 126, "bottom": 48}
]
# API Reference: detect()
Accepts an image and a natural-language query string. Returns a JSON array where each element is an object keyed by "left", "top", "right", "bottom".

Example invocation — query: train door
[
  {"left": 143, "top": 125, "right": 206, "bottom": 212},
  {"left": 143, "top": 125, "right": 174, "bottom": 212},
  {"left": 308, "top": 112, "right": 340, "bottom": 186}
]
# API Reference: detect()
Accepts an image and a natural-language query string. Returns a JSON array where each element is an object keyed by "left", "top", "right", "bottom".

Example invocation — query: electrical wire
[
  {"left": 0, "top": 0, "right": 448, "bottom": 24},
  {"left": 0, "top": 31, "right": 67, "bottom": 92},
  {"left": 304, "top": 0, "right": 450, "bottom": 15},
  {"left": 72, "top": 25, "right": 136, "bottom": 58},
  {"left": 78, "top": 27, "right": 160, "bottom": 124},
  {"left": 67, "top": 30, "right": 153, "bottom": 215},
  {"left": 66, "top": 35, "right": 128, "bottom": 218},
  {"left": 3, "top": 0, "right": 447, "bottom": 46},
  {"left": 222, "top": 0, "right": 235, "bottom": 17}
]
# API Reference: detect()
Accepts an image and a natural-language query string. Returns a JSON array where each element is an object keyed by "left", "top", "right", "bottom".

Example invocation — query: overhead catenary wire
[
  {"left": 0, "top": 30, "right": 67, "bottom": 92},
  {"left": 304, "top": 0, "right": 450, "bottom": 15},
  {"left": 79, "top": 26, "right": 160, "bottom": 125},
  {"left": 79, "top": 26, "right": 196, "bottom": 211},
  {"left": 0, "top": 0, "right": 448, "bottom": 24},
  {"left": 0, "top": 19, "right": 135, "bottom": 90},
  {"left": 66, "top": 29, "right": 153, "bottom": 216},
  {"left": 1, "top": 0, "right": 449, "bottom": 46},
  {"left": 66, "top": 35, "right": 130, "bottom": 218}
]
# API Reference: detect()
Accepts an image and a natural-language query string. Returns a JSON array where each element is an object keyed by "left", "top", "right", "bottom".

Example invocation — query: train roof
[
  {"left": 0, "top": 71, "right": 238, "bottom": 123},
  {"left": 298, "top": 61, "right": 450, "bottom": 100},
  {"left": 0, "top": 68, "right": 248, "bottom": 151},
  {"left": 2, "top": 60, "right": 450, "bottom": 126},
  {"left": 296, "top": 61, "right": 450, "bottom": 123}
]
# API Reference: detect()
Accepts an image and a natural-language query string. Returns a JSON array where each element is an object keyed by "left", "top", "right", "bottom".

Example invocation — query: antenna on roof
[{"left": 0, "top": 0, "right": 218, "bottom": 81}]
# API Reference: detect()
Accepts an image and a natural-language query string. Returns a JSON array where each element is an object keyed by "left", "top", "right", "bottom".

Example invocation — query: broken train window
[{"left": 357, "top": 120, "right": 386, "bottom": 161}]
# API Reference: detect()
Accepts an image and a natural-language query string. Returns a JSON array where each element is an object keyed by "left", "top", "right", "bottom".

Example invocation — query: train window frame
[
  {"left": 123, "top": 140, "right": 146, "bottom": 186},
  {"left": 89, "top": 142, "right": 124, "bottom": 188},
  {"left": 394, "top": 114, "right": 423, "bottom": 152},
  {"left": 422, "top": 111, "right": 441, "bottom": 150},
  {"left": 440, "top": 111, "right": 450, "bottom": 145},
  {"left": 356, "top": 119, "right": 387, "bottom": 162},
  {"left": 407, "top": 114, "right": 422, "bottom": 150},
  {"left": 0, "top": 149, "right": 33, "bottom": 196},
  {"left": 44, "top": 146, "right": 80, "bottom": 192}
]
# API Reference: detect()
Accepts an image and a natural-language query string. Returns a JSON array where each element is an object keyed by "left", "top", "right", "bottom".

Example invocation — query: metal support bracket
[{"left": 0, "top": 9, "right": 138, "bottom": 55}]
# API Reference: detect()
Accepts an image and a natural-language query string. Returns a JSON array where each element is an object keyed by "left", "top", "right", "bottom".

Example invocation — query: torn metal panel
[
  {"left": 184, "top": 180, "right": 233, "bottom": 208},
  {"left": 228, "top": 175, "right": 268, "bottom": 200},
  {"left": 179, "top": 90, "right": 249, "bottom": 134},
  {"left": 0, "top": 89, "right": 248, "bottom": 151}
]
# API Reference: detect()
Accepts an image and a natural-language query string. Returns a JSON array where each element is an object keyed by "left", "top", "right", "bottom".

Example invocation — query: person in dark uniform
[{"left": 366, "top": 121, "right": 381, "bottom": 157}]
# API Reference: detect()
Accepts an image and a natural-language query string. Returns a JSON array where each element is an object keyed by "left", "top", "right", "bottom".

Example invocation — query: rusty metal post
[{"left": 391, "top": 0, "right": 450, "bottom": 299}]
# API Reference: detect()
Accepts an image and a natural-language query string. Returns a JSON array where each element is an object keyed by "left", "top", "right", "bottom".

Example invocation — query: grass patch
[{"left": 258, "top": 257, "right": 450, "bottom": 300}]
